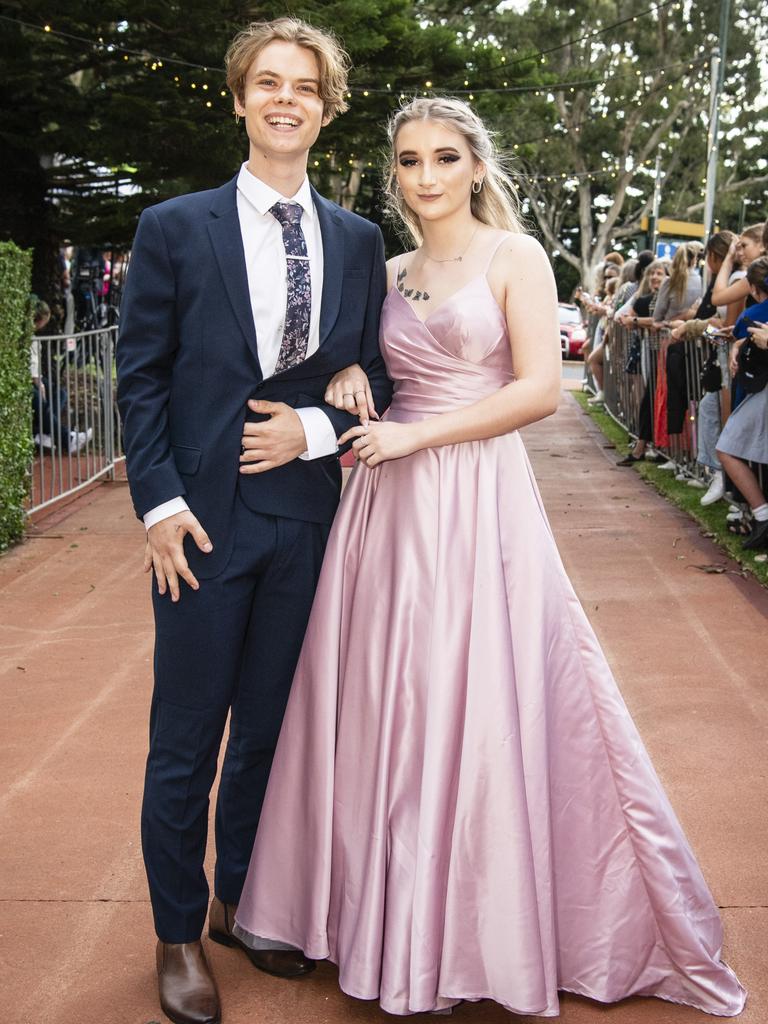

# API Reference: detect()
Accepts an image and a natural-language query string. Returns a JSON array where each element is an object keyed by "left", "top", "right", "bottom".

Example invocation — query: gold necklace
[{"left": 423, "top": 225, "right": 479, "bottom": 264}]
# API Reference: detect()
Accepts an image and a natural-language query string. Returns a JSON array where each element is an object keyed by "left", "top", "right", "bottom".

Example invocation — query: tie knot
[{"left": 270, "top": 202, "right": 303, "bottom": 227}]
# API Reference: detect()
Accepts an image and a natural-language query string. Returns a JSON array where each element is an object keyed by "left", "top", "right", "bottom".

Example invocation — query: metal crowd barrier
[
  {"left": 598, "top": 319, "right": 764, "bottom": 493},
  {"left": 28, "top": 326, "right": 124, "bottom": 515}
]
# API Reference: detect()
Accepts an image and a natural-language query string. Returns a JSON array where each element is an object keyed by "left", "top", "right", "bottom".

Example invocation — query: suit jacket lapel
[
  {"left": 207, "top": 177, "right": 261, "bottom": 374},
  {"left": 312, "top": 187, "right": 345, "bottom": 346}
]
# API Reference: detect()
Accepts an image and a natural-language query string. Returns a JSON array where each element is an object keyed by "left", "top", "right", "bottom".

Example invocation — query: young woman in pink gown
[{"left": 233, "top": 98, "right": 746, "bottom": 1018}]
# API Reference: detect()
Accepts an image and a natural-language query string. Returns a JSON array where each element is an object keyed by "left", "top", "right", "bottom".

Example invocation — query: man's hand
[
  {"left": 240, "top": 400, "right": 307, "bottom": 474},
  {"left": 324, "top": 363, "right": 377, "bottom": 424},
  {"left": 144, "top": 511, "right": 213, "bottom": 602}
]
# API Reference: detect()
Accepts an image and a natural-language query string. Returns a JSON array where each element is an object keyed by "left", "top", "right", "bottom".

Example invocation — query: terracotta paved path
[{"left": 1, "top": 391, "right": 766, "bottom": 1024}]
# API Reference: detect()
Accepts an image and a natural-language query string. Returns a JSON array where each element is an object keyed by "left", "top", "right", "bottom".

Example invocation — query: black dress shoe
[
  {"left": 743, "top": 518, "right": 768, "bottom": 550},
  {"left": 617, "top": 452, "right": 644, "bottom": 466},
  {"left": 208, "top": 896, "right": 316, "bottom": 979}
]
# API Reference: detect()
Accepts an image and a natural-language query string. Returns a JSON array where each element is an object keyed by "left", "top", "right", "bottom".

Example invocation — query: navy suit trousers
[{"left": 141, "top": 492, "right": 330, "bottom": 942}]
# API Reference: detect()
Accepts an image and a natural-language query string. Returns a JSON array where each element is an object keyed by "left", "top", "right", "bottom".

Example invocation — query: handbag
[
  {"left": 700, "top": 351, "right": 722, "bottom": 393},
  {"left": 737, "top": 339, "right": 768, "bottom": 395}
]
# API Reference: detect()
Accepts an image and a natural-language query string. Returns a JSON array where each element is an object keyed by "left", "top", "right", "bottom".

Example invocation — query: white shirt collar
[{"left": 237, "top": 162, "right": 314, "bottom": 220}]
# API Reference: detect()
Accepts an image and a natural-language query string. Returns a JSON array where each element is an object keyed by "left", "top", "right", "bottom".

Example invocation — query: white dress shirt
[{"left": 143, "top": 164, "right": 338, "bottom": 529}]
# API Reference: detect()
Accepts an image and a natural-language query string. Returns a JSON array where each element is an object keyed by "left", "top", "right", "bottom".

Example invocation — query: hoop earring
[{"left": 472, "top": 178, "right": 483, "bottom": 194}]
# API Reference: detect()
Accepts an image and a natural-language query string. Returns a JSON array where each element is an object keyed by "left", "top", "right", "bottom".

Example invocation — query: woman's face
[
  {"left": 394, "top": 119, "right": 481, "bottom": 224},
  {"left": 649, "top": 266, "right": 666, "bottom": 292},
  {"left": 738, "top": 233, "right": 764, "bottom": 265}
]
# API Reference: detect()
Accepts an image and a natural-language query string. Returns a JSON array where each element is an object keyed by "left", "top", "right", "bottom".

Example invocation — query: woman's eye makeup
[{"left": 397, "top": 153, "right": 461, "bottom": 167}]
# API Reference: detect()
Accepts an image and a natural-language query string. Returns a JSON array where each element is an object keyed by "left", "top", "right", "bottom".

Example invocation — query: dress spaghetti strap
[{"left": 482, "top": 233, "right": 511, "bottom": 275}]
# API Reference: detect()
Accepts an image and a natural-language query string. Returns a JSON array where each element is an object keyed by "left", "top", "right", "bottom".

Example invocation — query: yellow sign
[{"left": 640, "top": 217, "right": 707, "bottom": 238}]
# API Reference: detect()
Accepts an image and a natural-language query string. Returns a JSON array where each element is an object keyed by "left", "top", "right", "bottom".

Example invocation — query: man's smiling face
[{"left": 235, "top": 40, "right": 329, "bottom": 163}]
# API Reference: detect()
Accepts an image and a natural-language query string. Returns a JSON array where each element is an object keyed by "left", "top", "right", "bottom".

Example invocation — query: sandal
[{"left": 617, "top": 453, "right": 644, "bottom": 466}]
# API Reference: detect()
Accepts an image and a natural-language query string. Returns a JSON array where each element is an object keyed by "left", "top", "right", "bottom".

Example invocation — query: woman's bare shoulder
[
  {"left": 493, "top": 231, "right": 547, "bottom": 263},
  {"left": 489, "top": 232, "right": 552, "bottom": 291}
]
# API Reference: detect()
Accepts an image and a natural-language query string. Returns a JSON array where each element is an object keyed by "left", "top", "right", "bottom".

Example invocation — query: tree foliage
[
  {"left": 467, "top": 0, "right": 768, "bottom": 282},
  {"left": 1, "top": 0, "right": 766, "bottom": 299}
]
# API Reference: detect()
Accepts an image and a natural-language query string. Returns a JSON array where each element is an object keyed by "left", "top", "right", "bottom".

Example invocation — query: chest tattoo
[{"left": 396, "top": 267, "right": 430, "bottom": 302}]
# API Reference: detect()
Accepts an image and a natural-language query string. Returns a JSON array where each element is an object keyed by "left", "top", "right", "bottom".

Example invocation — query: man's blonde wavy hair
[{"left": 225, "top": 17, "right": 350, "bottom": 122}]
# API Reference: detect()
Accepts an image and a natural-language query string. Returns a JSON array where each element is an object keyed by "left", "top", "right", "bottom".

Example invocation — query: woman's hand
[
  {"left": 670, "top": 323, "right": 686, "bottom": 341},
  {"left": 747, "top": 322, "right": 768, "bottom": 350},
  {"left": 729, "top": 338, "right": 745, "bottom": 377},
  {"left": 338, "top": 421, "right": 421, "bottom": 468},
  {"left": 324, "top": 363, "right": 377, "bottom": 424}
]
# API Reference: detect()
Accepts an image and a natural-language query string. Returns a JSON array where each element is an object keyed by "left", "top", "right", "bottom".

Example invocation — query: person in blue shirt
[{"left": 716, "top": 255, "right": 768, "bottom": 549}]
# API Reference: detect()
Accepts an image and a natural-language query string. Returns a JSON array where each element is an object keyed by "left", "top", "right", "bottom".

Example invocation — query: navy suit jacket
[{"left": 116, "top": 175, "right": 392, "bottom": 579}]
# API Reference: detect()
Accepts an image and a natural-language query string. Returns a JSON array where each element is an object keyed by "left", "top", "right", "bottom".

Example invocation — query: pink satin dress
[{"left": 234, "top": 258, "right": 746, "bottom": 1018}]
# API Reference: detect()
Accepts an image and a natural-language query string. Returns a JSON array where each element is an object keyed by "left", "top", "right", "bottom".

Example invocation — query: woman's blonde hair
[
  {"left": 383, "top": 97, "right": 525, "bottom": 244},
  {"left": 225, "top": 17, "right": 350, "bottom": 121},
  {"left": 667, "top": 242, "right": 699, "bottom": 305}
]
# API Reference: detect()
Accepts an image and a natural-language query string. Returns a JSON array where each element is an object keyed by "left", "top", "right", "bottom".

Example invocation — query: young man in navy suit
[{"left": 117, "top": 19, "right": 391, "bottom": 1024}]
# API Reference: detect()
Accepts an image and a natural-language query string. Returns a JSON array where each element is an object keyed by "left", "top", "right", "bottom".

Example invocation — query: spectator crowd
[{"left": 575, "top": 219, "right": 768, "bottom": 553}]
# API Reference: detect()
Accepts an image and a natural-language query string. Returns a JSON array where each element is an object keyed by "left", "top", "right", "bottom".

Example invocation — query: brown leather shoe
[
  {"left": 208, "top": 895, "right": 315, "bottom": 979},
  {"left": 156, "top": 940, "right": 221, "bottom": 1024}
]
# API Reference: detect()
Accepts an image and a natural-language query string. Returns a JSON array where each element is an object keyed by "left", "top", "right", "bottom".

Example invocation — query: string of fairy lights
[
  {"left": 1, "top": 10, "right": 721, "bottom": 191},
  {"left": 1, "top": 0, "right": 685, "bottom": 82}
]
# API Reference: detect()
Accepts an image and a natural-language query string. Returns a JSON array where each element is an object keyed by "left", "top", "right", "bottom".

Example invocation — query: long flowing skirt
[{"left": 234, "top": 428, "right": 746, "bottom": 1018}]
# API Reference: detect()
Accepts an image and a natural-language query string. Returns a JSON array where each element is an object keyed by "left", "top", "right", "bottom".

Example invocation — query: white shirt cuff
[
  {"left": 295, "top": 407, "right": 338, "bottom": 461},
  {"left": 144, "top": 496, "right": 190, "bottom": 530}
]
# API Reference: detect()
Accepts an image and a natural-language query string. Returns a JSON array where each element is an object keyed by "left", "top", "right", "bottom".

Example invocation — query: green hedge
[{"left": 0, "top": 241, "right": 33, "bottom": 551}]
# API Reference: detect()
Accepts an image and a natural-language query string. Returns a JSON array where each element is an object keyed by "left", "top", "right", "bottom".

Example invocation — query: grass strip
[{"left": 572, "top": 391, "right": 768, "bottom": 588}]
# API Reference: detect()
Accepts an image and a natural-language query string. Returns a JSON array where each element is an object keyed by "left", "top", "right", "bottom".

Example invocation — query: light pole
[
  {"left": 703, "top": 0, "right": 731, "bottom": 241},
  {"left": 649, "top": 152, "right": 663, "bottom": 252}
]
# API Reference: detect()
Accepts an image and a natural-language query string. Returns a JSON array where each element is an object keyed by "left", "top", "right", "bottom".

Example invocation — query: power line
[
  {"left": 0, "top": 14, "right": 223, "bottom": 71},
  {"left": 456, "top": 0, "right": 681, "bottom": 80},
  {"left": 1, "top": 6, "right": 696, "bottom": 96},
  {"left": 378, "top": 55, "right": 709, "bottom": 97}
]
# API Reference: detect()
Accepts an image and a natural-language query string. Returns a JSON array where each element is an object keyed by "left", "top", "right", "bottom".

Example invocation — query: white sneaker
[
  {"left": 69, "top": 427, "right": 93, "bottom": 453},
  {"left": 675, "top": 472, "right": 687, "bottom": 481},
  {"left": 34, "top": 433, "right": 53, "bottom": 450},
  {"left": 658, "top": 460, "right": 676, "bottom": 470},
  {"left": 687, "top": 478, "right": 706, "bottom": 489},
  {"left": 726, "top": 509, "right": 744, "bottom": 522},
  {"left": 587, "top": 390, "right": 605, "bottom": 405},
  {"left": 700, "top": 471, "right": 725, "bottom": 506}
]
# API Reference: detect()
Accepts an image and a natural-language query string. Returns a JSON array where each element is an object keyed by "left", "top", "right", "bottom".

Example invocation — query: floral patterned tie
[{"left": 270, "top": 201, "right": 311, "bottom": 372}]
